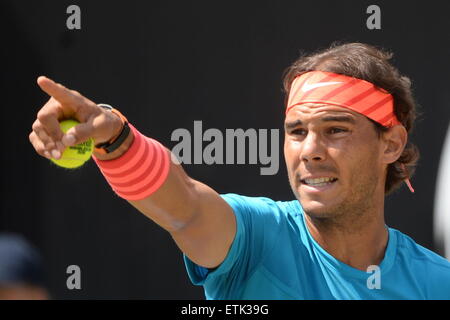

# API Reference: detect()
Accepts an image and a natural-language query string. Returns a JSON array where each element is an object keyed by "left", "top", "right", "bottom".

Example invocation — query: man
[
  {"left": 0, "top": 233, "right": 49, "bottom": 300},
  {"left": 29, "top": 42, "right": 450, "bottom": 299}
]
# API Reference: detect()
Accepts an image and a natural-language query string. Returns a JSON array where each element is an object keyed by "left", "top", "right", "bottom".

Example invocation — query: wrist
[
  {"left": 106, "top": 111, "right": 124, "bottom": 143},
  {"left": 93, "top": 126, "right": 134, "bottom": 160},
  {"left": 94, "top": 110, "right": 123, "bottom": 146},
  {"left": 94, "top": 104, "right": 130, "bottom": 156}
]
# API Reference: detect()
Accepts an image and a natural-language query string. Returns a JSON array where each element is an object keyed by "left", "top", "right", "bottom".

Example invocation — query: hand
[{"left": 29, "top": 76, "right": 123, "bottom": 160}]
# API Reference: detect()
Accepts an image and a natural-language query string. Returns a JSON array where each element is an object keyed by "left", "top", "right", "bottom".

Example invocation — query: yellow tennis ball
[{"left": 50, "top": 119, "right": 93, "bottom": 169}]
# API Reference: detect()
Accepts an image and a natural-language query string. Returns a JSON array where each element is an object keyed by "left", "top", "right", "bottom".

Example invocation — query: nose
[{"left": 300, "top": 131, "right": 326, "bottom": 162}]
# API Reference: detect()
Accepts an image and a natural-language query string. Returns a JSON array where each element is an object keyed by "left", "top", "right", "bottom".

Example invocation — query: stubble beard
[{"left": 292, "top": 170, "right": 381, "bottom": 233}]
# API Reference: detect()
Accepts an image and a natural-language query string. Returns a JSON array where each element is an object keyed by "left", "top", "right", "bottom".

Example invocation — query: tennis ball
[{"left": 50, "top": 119, "right": 93, "bottom": 169}]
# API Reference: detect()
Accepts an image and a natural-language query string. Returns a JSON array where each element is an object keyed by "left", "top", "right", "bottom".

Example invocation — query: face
[{"left": 284, "top": 103, "right": 386, "bottom": 220}]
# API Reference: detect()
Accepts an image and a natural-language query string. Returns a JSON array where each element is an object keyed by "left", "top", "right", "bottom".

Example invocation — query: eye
[
  {"left": 291, "top": 128, "right": 307, "bottom": 135},
  {"left": 328, "top": 127, "right": 348, "bottom": 134}
]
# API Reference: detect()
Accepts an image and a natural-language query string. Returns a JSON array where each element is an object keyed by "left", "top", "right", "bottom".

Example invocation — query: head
[
  {"left": 0, "top": 233, "right": 49, "bottom": 300},
  {"left": 283, "top": 42, "right": 420, "bottom": 220}
]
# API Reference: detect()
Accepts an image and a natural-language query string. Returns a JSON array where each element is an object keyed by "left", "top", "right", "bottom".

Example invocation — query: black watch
[{"left": 95, "top": 104, "right": 130, "bottom": 154}]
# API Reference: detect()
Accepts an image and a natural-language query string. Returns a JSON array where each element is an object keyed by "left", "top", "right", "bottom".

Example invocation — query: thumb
[{"left": 62, "top": 122, "right": 94, "bottom": 147}]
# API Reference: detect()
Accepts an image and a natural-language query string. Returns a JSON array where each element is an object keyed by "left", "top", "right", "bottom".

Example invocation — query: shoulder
[
  {"left": 394, "top": 229, "right": 450, "bottom": 268},
  {"left": 220, "top": 193, "right": 303, "bottom": 223},
  {"left": 184, "top": 194, "right": 303, "bottom": 297},
  {"left": 392, "top": 228, "right": 450, "bottom": 298}
]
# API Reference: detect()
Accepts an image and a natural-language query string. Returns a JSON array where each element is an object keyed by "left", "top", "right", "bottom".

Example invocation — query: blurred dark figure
[{"left": 0, "top": 233, "right": 49, "bottom": 299}]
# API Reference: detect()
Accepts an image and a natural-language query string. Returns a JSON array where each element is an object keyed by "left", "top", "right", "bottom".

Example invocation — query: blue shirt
[{"left": 184, "top": 193, "right": 450, "bottom": 299}]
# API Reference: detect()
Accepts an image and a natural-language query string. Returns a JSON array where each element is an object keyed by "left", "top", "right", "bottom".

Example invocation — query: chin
[{"left": 298, "top": 198, "right": 342, "bottom": 219}]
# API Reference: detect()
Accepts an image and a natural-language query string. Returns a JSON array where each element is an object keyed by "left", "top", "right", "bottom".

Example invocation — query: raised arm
[{"left": 29, "top": 76, "right": 236, "bottom": 268}]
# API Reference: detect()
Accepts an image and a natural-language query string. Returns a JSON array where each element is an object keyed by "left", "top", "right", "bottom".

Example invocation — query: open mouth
[{"left": 300, "top": 177, "right": 338, "bottom": 187}]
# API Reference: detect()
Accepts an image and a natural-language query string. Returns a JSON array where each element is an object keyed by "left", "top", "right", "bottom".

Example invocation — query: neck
[{"left": 304, "top": 197, "right": 389, "bottom": 271}]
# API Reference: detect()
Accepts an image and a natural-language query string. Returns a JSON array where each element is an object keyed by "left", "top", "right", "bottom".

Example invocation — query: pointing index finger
[{"left": 37, "top": 76, "right": 76, "bottom": 104}]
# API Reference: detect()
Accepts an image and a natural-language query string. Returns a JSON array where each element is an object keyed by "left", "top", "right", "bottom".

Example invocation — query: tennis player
[{"left": 29, "top": 42, "right": 450, "bottom": 299}]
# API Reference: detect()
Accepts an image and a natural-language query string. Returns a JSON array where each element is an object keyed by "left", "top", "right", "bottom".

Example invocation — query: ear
[{"left": 381, "top": 125, "right": 408, "bottom": 164}]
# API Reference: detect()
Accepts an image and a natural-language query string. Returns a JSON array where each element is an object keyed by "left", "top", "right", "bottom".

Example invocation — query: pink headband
[
  {"left": 286, "top": 71, "right": 400, "bottom": 127},
  {"left": 286, "top": 71, "right": 414, "bottom": 193}
]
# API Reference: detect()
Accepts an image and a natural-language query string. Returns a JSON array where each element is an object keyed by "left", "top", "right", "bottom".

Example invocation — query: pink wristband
[{"left": 93, "top": 124, "right": 170, "bottom": 200}]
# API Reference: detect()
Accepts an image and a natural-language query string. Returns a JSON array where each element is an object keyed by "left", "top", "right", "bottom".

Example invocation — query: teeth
[{"left": 304, "top": 177, "right": 335, "bottom": 185}]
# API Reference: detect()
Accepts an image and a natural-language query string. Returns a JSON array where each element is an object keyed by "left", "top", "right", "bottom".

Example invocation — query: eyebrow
[{"left": 284, "top": 115, "right": 356, "bottom": 130}]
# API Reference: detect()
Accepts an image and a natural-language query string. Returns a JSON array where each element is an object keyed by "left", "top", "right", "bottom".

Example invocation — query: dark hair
[
  {"left": 0, "top": 233, "right": 46, "bottom": 287},
  {"left": 282, "top": 42, "right": 420, "bottom": 195}
]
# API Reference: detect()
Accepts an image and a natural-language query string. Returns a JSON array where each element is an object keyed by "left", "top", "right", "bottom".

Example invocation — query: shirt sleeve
[{"left": 183, "top": 193, "right": 285, "bottom": 298}]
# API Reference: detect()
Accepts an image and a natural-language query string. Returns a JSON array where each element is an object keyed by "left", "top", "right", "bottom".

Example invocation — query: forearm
[
  {"left": 93, "top": 124, "right": 199, "bottom": 232},
  {"left": 129, "top": 160, "right": 199, "bottom": 232},
  {"left": 93, "top": 120, "right": 235, "bottom": 268}
]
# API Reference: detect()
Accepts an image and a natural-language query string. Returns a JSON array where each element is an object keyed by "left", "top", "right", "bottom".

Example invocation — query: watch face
[{"left": 97, "top": 103, "right": 113, "bottom": 110}]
